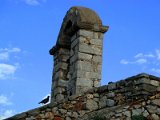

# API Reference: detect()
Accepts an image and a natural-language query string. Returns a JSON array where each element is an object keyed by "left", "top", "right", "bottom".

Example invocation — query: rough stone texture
[
  {"left": 49, "top": 6, "right": 108, "bottom": 102},
  {"left": 6, "top": 73, "right": 160, "bottom": 120}
]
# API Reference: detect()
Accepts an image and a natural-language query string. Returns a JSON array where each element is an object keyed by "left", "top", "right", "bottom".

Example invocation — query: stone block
[
  {"left": 107, "top": 92, "right": 115, "bottom": 98},
  {"left": 54, "top": 62, "right": 68, "bottom": 72},
  {"left": 78, "top": 29, "right": 94, "bottom": 38},
  {"left": 70, "top": 54, "right": 78, "bottom": 64},
  {"left": 54, "top": 87, "right": 66, "bottom": 94},
  {"left": 71, "top": 38, "right": 79, "bottom": 48},
  {"left": 79, "top": 43, "right": 102, "bottom": 55},
  {"left": 86, "top": 99, "right": 98, "bottom": 111},
  {"left": 94, "top": 32, "right": 104, "bottom": 39},
  {"left": 86, "top": 94, "right": 94, "bottom": 99},
  {"left": 70, "top": 49, "right": 74, "bottom": 57},
  {"left": 93, "top": 80, "right": 100, "bottom": 87},
  {"left": 99, "top": 96, "right": 107, "bottom": 108},
  {"left": 85, "top": 71, "right": 101, "bottom": 79},
  {"left": 90, "top": 38, "right": 102, "bottom": 46},
  {"left": 76, "top": 86, "right": 92, "bottom": 94},
  {"left": 151, "top": 114, "right": 159, "bottom": 120},
  {"left": 76, "top": 61, "right": 94, "bottom": 72},
  {"left": 56, "top": 94, "right": 64, "bottom": 101},
  {"left": 108, "top": 83, "right": 116, "bottom": 90},
  {"left": 57, "top": 79, "right": 68, "bottom": 87},
  {"left": 135, "top": 78, "right": 150, "bottom": 85},
  {"left": 78, "top": 52, "right": 92, "bottom": 61},
  {"left": 59, "top": 54, "right": 70, "bottom": 62},
  {"left": 73, "top": 71, "right": 101, "bottom": 79},
  {"left": 76, "top": 78, "right": 93, "bottom": 87},
  {"left": 123, "top": 111, "right": 131, "bottom": 117},
  {"left": 106, "top": 99, "right": 115, "bottom": 107},
  {"left": 71, "top": 33, "right": 77, "bottom": 42},
  {"left": 150, "top": 80, "right": 159, "bottom": 86},
  {"left": 132, "top": 109, "right": 143, "bottom": 116},
  {"left": 157, "top": 87, "right": 160, "bottom": 91},
  {"left": 92, "top": 55, "right": 102, "bottom": 64},
  {"left": 59, "top": 48, "right": 70, "bottom": 55},
  {"left": 53, "top": 69, "right": 68, "bottom": 80},
  {"left": 151, "top": 99, "right": 160, "bottom": 106}
]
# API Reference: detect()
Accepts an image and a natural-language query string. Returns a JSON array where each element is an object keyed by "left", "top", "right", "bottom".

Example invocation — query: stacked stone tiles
[
  {"left": 49, "top": 6, "right": 108, "bottom": 102},
  {"left": 6, "top": 73, "right": 160, "bottom": 120},
  {"left": 68, "top": 29, "right": 104, "bottom": 96}
]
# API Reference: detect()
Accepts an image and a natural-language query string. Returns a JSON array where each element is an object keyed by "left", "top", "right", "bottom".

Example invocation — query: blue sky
[{"left": 0, "top": 0, "right": 160, "bottom": 119}]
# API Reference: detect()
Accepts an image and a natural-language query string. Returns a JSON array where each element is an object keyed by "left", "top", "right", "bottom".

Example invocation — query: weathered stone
[
  {"left": 57, "top": 79, "right": 68, "bottom": 87},
  {"left": 108, "top": 83, "right": 116, "bottom": 90},
  {"left": 99, "top": 96, "right": 107, "bottom": 108},
  {"left": 135, "top": 78, "right": 150, "bottom": 85},
  {"left": 107, "top": 92, "right": 115, "bottom": 98},
  {"left": 151, "top": 99, "right": 160, "bottom": 107},
  {"left": 146, "top": 105, "right": 157, "bottom": 113},
  {"left": 78, "top": 29, "right": 94, "bottom": 38},
  {"left": 106, "top": 99, "right": 115, "bottom": 107},
  {"left": 45, "top": 112, "right": 54, "bottom": 119},
  {"left": 79, "top": 43, "right": 102, "bottom": 55},
  {"left": 75, "top": 71, "right": 101, "bottom": 79},
  {"left": 92, "top": 55, "right": 102, "bottom": 63},
  {"left": 56, "top": 94, "right": 64, "bottom": 101},
  {"left": 78, "top": 52, "right": 92, "bottom": 61},
  {"left": 76, "top": 61, "right": 94, "bottom": 72},
  {"left": 123, "top": 111, "right": 131, "bottom": 117},
  {"left": 157, "top": 87, "right": 160, "bottom": 91},
  {"left": 54, "top": 116, "right": 62, "bottom": 120},
  {"left": 86, "top": 94, "right": 94, "bottom": 99},
  {"left": 151, "top": 114, "right": 159, "bottom": 120},
  {"left": 93, "top": 93, "right": 99, "bottom": 97},
  {"left": 132, "top": 109, "right": 143, "bottom": 116},
  {"left": 157, "top": 108, "right": 160, "bottom": 115},
  {"left": 72, "top": 112, "right": 78, "bottom": 118},
  {"left": 150, "top": 80, "right": 159, "bottom": 86},
  {"left": 66, "top": 116, "right": 72, "bottom": 120},
  {"left": 143, "top": 110, "right": 149, "bottom": 117},
  {"left": 76, "top": 78, "right": 93, "bottom": 87},
  {"left": 78, "top": 110, "right": 86, "bottom": 117},
  {"left": 93, "top": 80, "right": 100, "bottom": 87},
  {"left": 86, "top": 99, "right": 98, "bottom": 110},
  {"left": 90, "top": 38, "right": 102, "bottom": 46},
  {"left": 94, "top": 32, "right": 103, "bottom": 39},
  {"left": 59, "top": 109, "right": 67, "bottom": 114}
]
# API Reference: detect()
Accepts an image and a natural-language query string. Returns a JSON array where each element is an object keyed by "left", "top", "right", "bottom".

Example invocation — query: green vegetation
[
  {"left": 92, "top": 115, "right": 106, "bottom": 120},
  {"left": 131, "top": 115, "right": 146, "bottom": 120}
]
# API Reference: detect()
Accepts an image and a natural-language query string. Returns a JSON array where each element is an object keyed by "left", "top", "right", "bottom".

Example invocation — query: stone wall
[
  {"left": 6, "top": 73, "right": 160, "bottom": 120},
  {"left": 49, "top": 6, "right": 108, "bottom": 102}
]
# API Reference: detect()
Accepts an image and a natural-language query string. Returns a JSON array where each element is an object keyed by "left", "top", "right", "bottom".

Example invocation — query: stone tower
[{"left": 49, "top": 6, "right": 108, "bottom": 103}]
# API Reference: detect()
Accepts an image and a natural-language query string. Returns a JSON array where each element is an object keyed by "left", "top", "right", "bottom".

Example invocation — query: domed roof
[{"left": 50, "top": 6, "right": 108, "bottom": 55}]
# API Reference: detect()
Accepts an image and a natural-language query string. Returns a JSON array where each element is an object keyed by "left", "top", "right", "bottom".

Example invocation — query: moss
[
  {"left": 92, "top": 115, "right": 106, "bottom": 120},
  {"left": 131, "top": 115, "right": 146, "bottom": 120}
]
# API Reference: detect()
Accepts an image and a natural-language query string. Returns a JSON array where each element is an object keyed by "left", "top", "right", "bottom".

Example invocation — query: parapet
[{"left": 6, "top": 73, "right": 160, "bottom": 120}]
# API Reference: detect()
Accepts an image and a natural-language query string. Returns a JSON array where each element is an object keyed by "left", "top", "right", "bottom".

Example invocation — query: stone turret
[{"left": 49, "top": 6, "right": 108, "bottom": 102}]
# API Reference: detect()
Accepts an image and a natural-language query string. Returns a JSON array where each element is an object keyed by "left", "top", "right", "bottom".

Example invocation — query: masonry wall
[
  {"left": 6, "top": 73, "right": 160, "bottom": 120},
  {"left": 49, "top": 6, "right": 108, "bottom": 103},
  {"left": 68, "top": 29, "right": 104, "bottom": 96}
]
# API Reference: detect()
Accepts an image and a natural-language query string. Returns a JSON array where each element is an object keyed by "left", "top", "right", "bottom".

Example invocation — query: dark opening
[{"left": 64, "top": 20, "right": 74, "bottom": 36}]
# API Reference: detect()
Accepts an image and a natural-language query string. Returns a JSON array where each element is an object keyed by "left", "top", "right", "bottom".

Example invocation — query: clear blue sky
[{"left": 0, "top": 0, "right": 160, "bottom": 118}]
